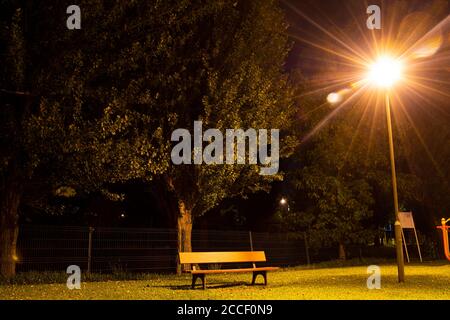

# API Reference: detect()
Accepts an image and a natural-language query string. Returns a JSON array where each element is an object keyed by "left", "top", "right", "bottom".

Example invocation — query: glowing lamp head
[
  {"left": 367, "top": 56, "right": 403, "bottom": 88},
  {"left": 280, "top": 198, "right": 287, "bottom": 205}
]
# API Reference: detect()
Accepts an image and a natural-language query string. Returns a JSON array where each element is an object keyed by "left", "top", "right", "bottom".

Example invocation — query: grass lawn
[{"left": 1, "top": 261, "right": 449, "bottom": 300}]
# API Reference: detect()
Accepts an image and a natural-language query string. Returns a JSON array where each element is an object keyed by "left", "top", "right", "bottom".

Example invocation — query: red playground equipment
[{"left": 437, "top": 218, "right": 450, "bottom": 261}]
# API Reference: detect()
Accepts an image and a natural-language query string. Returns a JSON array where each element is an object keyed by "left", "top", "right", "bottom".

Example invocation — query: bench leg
[
  {"left": 192, "top": 274, "right": 206, "bottom": 289},
  {"left": 251, "top": 271, "right": 267, "bottom": 285},
  {"left": 202, "top": 274, "right": 206, "bottom": 290}
]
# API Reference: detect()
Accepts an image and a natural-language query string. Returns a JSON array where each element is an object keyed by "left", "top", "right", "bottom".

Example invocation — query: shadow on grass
[{"left": 161, "top": 281, "right": 258, "bottom": 290}]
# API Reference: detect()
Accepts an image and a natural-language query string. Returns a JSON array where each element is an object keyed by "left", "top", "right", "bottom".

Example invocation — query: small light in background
[
  {"left": 120, "top": 213, "right": 125, "bottom": 218},
  {"left": 280, "top": 198, "right": 287, "bottom": 205},
  {"left": 327, "top": 92, "right": 342, "bottom": 104},
  {"left": 327, "top": 88, "right": 352, "bottom": 106}
]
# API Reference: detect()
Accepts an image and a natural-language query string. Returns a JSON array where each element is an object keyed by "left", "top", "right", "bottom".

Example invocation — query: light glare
[
  {"left": 327, "top": 92, "right": 341, "bottom": 104},
  {"left": 367, "top": 56, "right": 403, "bottom": 88}
]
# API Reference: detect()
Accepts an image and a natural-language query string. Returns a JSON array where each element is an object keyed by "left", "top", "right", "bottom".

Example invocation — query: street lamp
[
  {"left": 367, "top": 56, "right": 403, "bottom": 88},
  {"left": 279, "top": 197, "right": 290, "bottom": 211},
  {"left": 366, "top": 55, "right": 405, "bottom": 282}
]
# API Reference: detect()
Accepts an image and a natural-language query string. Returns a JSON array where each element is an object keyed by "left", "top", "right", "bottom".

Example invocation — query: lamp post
[
  {"left": 369, "top": 55, "right": 405, "bottom": 282},
  {"left": 326, "top": 55, "right": 406, "bottom": 281},
  {"left": 384, "top": 92, "right": 405, "bottom": 282}
]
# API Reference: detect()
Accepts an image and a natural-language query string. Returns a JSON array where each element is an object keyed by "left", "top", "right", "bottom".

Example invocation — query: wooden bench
[{"left": 179, "top": 251, "right": 279, "bottom": 289}]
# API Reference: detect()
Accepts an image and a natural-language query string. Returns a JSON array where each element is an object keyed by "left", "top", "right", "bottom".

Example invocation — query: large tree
[
  {"left": 150, "top": 0, "right": 298, "bottom": 272},
  {"left": 0, "top": 2, "right": 37, "bottom": 277},
  {"left": 1, "top": 0, "right": 182, "bottom": 276},
  {"left": 0, "top": 0, "right": 298, "bottom": 276}
]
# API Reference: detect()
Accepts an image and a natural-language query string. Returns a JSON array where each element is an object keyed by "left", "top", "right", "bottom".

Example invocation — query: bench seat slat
[
  {"left": 179, "top": 251, "right": 266, "bottom": 264},
  {"left": 191, "top": 267, "right": 279, "bottom": 274}
]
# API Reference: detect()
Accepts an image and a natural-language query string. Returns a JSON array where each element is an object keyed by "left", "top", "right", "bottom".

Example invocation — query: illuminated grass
[{"left": 1, "top": 262, "right": 449, "bottom": 300}]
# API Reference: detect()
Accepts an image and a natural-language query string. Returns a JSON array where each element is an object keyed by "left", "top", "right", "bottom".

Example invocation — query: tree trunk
[
  {"left": 0, "top": 181, "right": 22, "bottom": 278},
  {"left": 338, "top": 242, "right": 346, "bottom": 260},
  {"left": 176, "top": 200, "right": 193, "bottom": 275}
]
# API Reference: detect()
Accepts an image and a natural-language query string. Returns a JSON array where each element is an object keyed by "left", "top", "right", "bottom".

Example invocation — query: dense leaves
[{"left": 0, "top": 0, "right": 299, "bottom": 273}]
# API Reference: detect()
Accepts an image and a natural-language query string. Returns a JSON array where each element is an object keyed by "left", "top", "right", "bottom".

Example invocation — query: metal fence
[{"left": 16, "top": 225, "right": 309, "bottom": 273}]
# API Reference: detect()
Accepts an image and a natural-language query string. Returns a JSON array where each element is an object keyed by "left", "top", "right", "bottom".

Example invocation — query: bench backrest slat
[{"left": 179, "top": 251, "right": 266, "bottom": 264}]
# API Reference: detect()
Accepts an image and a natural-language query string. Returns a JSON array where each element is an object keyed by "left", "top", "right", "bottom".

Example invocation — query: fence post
[
  {"left": 87, "top": 227, "right": 94, "bottom": 274},
  {"left": 304, "top": 232, "right": 310, "bottom": 265},
  {"left": 249, "top": 231, "right": 253, "bottom": 251}
]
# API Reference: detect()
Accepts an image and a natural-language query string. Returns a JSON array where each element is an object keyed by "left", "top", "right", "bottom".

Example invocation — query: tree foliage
[
  {"left": 275, "top": 92, "right": 422, "bottom": 257},
  {"left": 1, "top": 0, "right": 298, "bottom": 275}
]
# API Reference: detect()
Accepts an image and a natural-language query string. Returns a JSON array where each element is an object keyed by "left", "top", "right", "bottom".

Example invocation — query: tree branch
[{"left": 0, "top": 89, "right": 34, "bottom": 97}]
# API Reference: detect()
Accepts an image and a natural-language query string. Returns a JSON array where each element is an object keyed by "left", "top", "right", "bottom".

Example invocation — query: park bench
[{"left": 179, "top": 251, "right": 279, "bottom": 289}]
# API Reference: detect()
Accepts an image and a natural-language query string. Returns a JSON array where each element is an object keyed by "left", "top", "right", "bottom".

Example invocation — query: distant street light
[{"left": 279, "top": 197, "right": 290, "bottom": 212}]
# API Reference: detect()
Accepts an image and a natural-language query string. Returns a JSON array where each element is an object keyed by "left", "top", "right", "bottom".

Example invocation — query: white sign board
[
  {"left": 398, "top": 211, "right": 422, "bottom": 262},
  {"left": 398, "top": 211, "right": 415, "bottom": 229}
]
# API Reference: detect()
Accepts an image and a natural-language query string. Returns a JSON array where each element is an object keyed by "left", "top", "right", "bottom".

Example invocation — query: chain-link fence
[{"left": 16, "top": 225, "right": 309, "bottom": 273}]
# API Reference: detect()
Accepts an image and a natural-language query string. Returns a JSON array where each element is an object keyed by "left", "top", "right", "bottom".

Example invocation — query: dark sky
[{"left": 282, "top": 0, "right": 448, "bottom": 75}]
